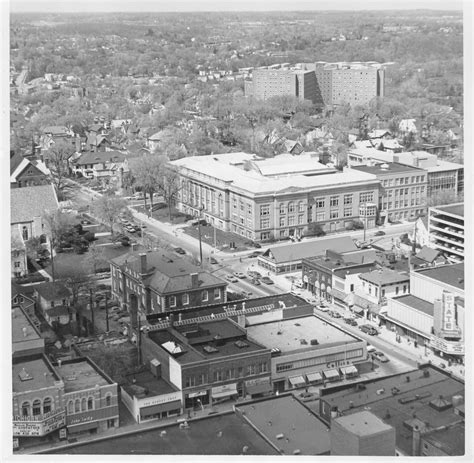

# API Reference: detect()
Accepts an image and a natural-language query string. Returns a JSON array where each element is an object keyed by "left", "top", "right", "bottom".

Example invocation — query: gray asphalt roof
[{"left": 11, "top": 184, "right": 59, "bottom": 224}]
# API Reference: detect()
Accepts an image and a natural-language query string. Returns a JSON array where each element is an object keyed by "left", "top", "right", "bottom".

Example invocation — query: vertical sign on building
[{"left": 442, "top": 291, "right": 456, "bottom": 332}]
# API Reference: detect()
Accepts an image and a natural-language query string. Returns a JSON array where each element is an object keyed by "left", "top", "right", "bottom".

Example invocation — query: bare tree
[
  {"left": 92, "top": 194, "right": 128, "bottom": 234},
  {"left": 43, "top": 210, "right": 75, "bottom": 281},
  {"left": 83, "top": 243, "right": 108, "bottom": 274},
  {"left": 44, "top": 141, "right": 75, "bottom": 200},
  {"left": 156, "top": 164, "right": 182, "bottom": 220}
]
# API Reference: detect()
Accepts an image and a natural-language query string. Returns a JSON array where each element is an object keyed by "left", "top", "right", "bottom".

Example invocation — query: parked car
[
  {"left": 209, "top": 257, "right": 218, "bottom": 264},
  {"left": 359, "top": 324, "right": 378, "bottom": 336},
  {"left": 248, "top": 251, "right": 263, "bottom": 258},
  {"left": 305, "top": 296, "right": 318, "bottom": 305},
  {"left": 343, "top": 317, "right": 358, "bottom": 326},
  {"left": 373, "top": 351, "right": 389, "bottom": 363},
  {"left": 233, "top": 272, "right": 246, "bottom": 279},
  {"left": 250, "top": 278, "right": 261, "bottom": 286},
  {"left": 329, "top": 310, "right": 342, "bottom": 318},
  {"left": 247, "top": 270, "right": 262, "bottom": 279},
  {"left": 374, "top": 230, "right": 386, "bottom": 236},
  {"left": 241, "top": 291, "right": 253, "bottom": 298},
  {"left": 225, "top": 274, "right": 238, "bottom": 283},
  {"left": 316, "top": 304, "right": 330, "bottom": 312},
  {"left": 294, "top": 279, "right": 304, "bottom": 289},
  {"left": 261, "top": 276, "right": 274, "bottom": 285},
  {"left": 173, "top": 247, "right": 186, "bottom": 255}
]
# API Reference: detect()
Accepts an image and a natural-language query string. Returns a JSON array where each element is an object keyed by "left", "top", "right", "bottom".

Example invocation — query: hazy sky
[{"left": 10, "top": 0, "right": 463, "bottom": 13}]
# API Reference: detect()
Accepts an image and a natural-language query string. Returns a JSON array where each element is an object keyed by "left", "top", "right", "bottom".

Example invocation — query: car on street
[
  {"left": 316, "top": 304, "right": 329, "bottom": 312},
  {"left": 260, "top": 276, "right": 274, "bottom": 285},
  {"left": 372, "top": 351, "right": 390, "bottom": 363},
  {"left": 247, "top": 270, "right": 262, "bottom": 279},
  {"left": 225, "top": 274, "right": 238, "bottom": 283},
  {"left": 241, "top": 291, "right": 253, "bottom": 298},
  {"left": 328, "top": 310, "right": 342, "bottom": 318},
  {"left": 343, "top": 317, "right": 358, "bottom": 326},
  {"left": 248, "top": 251, "right": 263, "bottom": 258},
  {"left": 250, "top": 278, "right": 261, "bottom": 286},
  {"left": 305, "top": 296, "right": 318, "bottom": 305},
  {"left": 209, "top": 257, "right": 218, "bottom": 264},
  {"left": 359, "top": 324, "right": 379, "bottom": 336},
  {"left": 233, "top": 272, "right": 246, "bottom": 279},
  {"left": 374, "top": 230, "right": 386, "bottom": 236},
  {"left": 173, "top": 247, "right": 186, "bottom": 255}
]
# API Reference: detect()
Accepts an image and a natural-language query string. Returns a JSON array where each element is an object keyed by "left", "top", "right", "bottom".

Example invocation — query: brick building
[
  {"left": 350, "top": 162, "right": 428, "bottom": 223},
  {"left": 110, "top": 250, "right": 228, "bottom": 315},
  {"left": 172, "top": 152, "right": 380, "bottom": 242}
]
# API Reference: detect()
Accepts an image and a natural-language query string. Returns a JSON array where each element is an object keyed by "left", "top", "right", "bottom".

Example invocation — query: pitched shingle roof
[
  {"left": 34, "top": 282, "right": 71, "bottom": 301},
  {"left": 111, "top": 251, "right": 227, "bottom": 294},
  {"left": 74, "top": 150, "right": 126, "bottom": 166},
  {"left": 11, "top": 184, "right": 59, "bottom": 224}
]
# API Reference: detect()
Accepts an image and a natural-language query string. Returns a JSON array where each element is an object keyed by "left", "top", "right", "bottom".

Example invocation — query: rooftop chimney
[
  {"left": 139, "top": 253, "right": 147, "bottom": 275},
  {"left": 129, "top": 294, "right": 138, "bottom": 329},
  {"left": 191, "top": 273, "right": 199, "bottom": 289},
  {"left": 22, "top": 327, "right": 27, "bottom": 337},
  {"left": 412, "top": 425, "right": 421, "bottom": 456}
]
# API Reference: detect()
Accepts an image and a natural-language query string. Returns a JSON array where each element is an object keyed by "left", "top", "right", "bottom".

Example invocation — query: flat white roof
[
  {"left": 173, "top": 153, "right": 378, "bottom": 196},
  {"left": 246, "top": 316, "right": 358, "bottom": 353}
]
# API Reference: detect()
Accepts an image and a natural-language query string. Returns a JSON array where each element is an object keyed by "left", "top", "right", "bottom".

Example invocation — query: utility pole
[
  {"left": 198, "top": 204, "right": 204, "bottom": 265},
  {"left": 50, "top": 240, "right": 55, "bottom": 282},
  {"left": 105, "top": 293, "right": 109, "bottom": 332},
  {"left": 89, "top": 289, "right": 95, "bottom": 336}
]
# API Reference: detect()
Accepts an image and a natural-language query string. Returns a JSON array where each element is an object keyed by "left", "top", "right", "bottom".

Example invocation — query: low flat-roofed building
[
  {"left": 141, "top": 316, "right": 272, "bottom": 410},
  {"left": 428, "top": 203, "right": 464, "bottom": 263},
  {"left": 246, "top": 314, "right": 366, "bottom": 393},
  {"left": 54, "top": 357, "right": 119, "bottom": 435},
  {"left": 420, "top": 421, "right": 465, "bottom": 456},
  {"left": 12, "top": 305, "right": 44, "bottom": 359},
  {"left": 318, "top": 365, "right": 464, "bottom": 456},
  {"left": 258, "top": 235, "right": 358, "bottom": 274},
  {"left": 331, "top": 410, "right": 396, "bottom": 456},
  {"left": 121, "top": 370, "right": 182, "bottom": 423},
  {"left": 12, "top": 354, "right": 66, "bottom": 444},
  {"left": 235, "top": 394, "right": 331, "bottom": 455}
]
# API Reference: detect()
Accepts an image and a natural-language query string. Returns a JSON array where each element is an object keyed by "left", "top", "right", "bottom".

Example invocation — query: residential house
[
  {"left": 110, "top": 251, "right": 228, "bottom": 315},
  {"left": 10, "top": 152, "right": 50, "bottom": 188},
  {"left": 147, "top": 131, "right": 163, "bottom": 152},
  {"left": 72, "top": 150, "right": 128, "bottom": 185},
  {"left": 33, "top": 282, "right": 72, "bottom": 328},
  {"left": 85, "top": 133, "right": 111, "bottom": 152}
]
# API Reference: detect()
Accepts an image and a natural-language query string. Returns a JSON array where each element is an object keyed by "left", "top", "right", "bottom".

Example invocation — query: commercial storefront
[
  {"left": 13, "top": 409, "right": 66, "bottom": 438},
  {"left": 184, "top": 389, "right": 210, "bottom": 410},
  {"left": 244, "top": 377, "right": 272, "bottom": 397},
  {"left": 211, "top": 383, "right": 239, "bottom": 404},
  {"left": 66, "top": 406, "right": 119, "bottom": 435}
]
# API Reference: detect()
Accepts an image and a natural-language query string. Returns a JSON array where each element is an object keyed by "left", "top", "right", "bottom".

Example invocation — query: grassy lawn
[
  {"left": 182, "top": 224, "right": 255, "bottom": 253},
  {"left": 44, "top": 243, "right": 137, "bottom": 278}
]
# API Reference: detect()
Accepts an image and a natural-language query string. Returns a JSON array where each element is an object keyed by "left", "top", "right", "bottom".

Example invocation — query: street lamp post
[{"left": 197, "top": 205, "right": 204, "bottom": 265}]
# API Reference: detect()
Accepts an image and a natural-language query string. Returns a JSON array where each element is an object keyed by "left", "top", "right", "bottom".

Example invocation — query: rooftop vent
[
  {"left": 18, "top": 368, "right": 33, "bottom": 381},
  {"left": 235, "top": 340, "right": 249, "bottom": 348},
  {"left": 203, "top": 345, "right": 219, "bottom": 354},
  {"left": 429, "top": 395, "right": 452, "bottom": 411},
  {"left": 380, "top": 163, "right": 389, "bottom": 170}
]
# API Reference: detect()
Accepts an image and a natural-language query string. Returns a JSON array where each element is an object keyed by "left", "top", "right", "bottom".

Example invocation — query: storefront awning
[
  {"left": 288, "top": 375, "right": 306, "bottom": 387},
  {"left": 68, "top": 421, "right": 98, "bottom": 433},
  {"left": 306, "top": 372, "right": 323, "bottom": 383},
  {"left": 323, "top": 369, "right": 340, "bottom": 380},
  {"left": 140, "top": 400, "right": 182, "bottom": 417},
  {"left": 212, "top": 383, "right": 238, "bottom": 399},
  {"left": 340, "top": 365, "right": 358, "bottom": 376}
]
